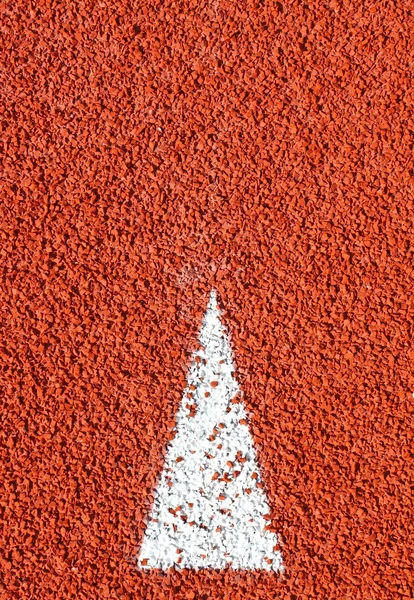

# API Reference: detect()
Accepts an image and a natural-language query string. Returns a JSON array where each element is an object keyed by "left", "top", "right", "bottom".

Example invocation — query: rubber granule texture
[{"left": 1, "top": 1, "right": 413, "bottom": 599}]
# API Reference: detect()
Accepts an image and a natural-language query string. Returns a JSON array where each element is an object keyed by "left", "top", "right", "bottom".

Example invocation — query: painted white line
[{"left": 138, "top": 290, "right": 283, "bottom": 571}]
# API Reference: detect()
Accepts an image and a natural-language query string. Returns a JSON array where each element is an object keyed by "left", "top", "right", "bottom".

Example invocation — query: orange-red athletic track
[{"left": 1, "top": 0, "right": 413, "bottom": 598}]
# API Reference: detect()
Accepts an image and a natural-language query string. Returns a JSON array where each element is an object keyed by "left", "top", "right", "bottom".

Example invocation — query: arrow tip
[{"left": 207, "top": 288, "right": 218, "bottom": 313}]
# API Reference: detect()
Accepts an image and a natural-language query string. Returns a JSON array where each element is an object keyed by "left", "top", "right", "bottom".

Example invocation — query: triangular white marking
[{"left": 138, "top": 290, "right": 284, "bottom": 571}]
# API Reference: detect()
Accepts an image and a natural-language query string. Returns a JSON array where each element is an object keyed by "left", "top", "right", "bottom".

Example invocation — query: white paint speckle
[{"left": 138, "top": 290, "right": 283, "bottom": 571}]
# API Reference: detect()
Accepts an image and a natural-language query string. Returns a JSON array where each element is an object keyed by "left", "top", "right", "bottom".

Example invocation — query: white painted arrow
[{"left": 138, "top": 290, "right": 283, "bottom": 571}]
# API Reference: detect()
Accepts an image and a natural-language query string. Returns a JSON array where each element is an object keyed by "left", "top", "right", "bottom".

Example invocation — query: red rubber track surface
[{"left": 1, "top": 0, "right": 413, "bottom": 598}]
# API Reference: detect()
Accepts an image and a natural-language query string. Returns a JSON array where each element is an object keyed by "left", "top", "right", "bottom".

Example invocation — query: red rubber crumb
[{"left": 1, "top": 0, "right": 413, "bottom": 598}]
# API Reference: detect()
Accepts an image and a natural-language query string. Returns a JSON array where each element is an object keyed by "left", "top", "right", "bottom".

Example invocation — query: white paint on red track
[{"left": 138, "top": 290, "right": 283, "bottom": 571}]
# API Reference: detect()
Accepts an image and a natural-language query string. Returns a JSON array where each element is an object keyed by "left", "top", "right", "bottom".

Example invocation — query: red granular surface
[{"left": 1, "top": 0, "right": 413, "bottom": 598}]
